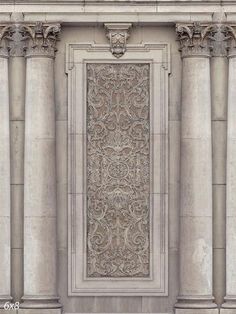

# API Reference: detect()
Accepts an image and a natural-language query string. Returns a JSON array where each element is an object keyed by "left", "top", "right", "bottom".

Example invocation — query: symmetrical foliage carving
[
  {"left": 105, "top": 23, "right": 132, "bottom": 58},
  {"left": 0, "top": 25, "right": 12, "bottom": 57},
  {"left": 176, "top": 22, "right": 236, "bottom": 57},
  {"left": 176, "top": 22, "right": 212, "bottom": 57},
  {"left": 0, "top": 22, "right": 60, "bottom": 58},
  {"left": 86, "top": 63, "right": 150, "bottom": 277},
  {"left": 22, "top": 22, "right": 61, "bottom": 57}
]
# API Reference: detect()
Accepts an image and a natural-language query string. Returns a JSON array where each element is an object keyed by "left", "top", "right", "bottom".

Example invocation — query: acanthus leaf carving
[
  {"left": 0, "top": 25, "right": 12, "bottom": 57},
  {"left": 104, "top": 23, "right": 132, "bottom": 58},
  {"left": 176, "top": 22, "right": 236, "bottom": 58},
  {"left": 22, "top": 22, "right": 61, "bottom": 58},
  {"left": 176, "top": 22, "right": 212, "bottom": 57}
]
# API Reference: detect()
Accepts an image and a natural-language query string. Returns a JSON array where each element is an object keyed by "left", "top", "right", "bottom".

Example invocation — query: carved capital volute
[
  {"left": 104, "top": 23, "right": 132, "bottom": 58},
  {"left": 176, "top": 22, "right": 212, "bottom": 58},
  {"left": 22, "top": 22, "right": 61, "bottom": 58},
  {"left": 0, "top": 25, "right": 11, "bottom": 58},
  {"left": 225, "top": 25, "right": 236, "bottom": 58}
]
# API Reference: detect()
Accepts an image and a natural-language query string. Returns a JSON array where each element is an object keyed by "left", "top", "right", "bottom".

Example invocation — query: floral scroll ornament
[{"left": 105, "top": 23, "right": 132, "bottom": 58}]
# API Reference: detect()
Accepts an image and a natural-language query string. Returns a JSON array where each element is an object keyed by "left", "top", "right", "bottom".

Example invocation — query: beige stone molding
[
  {"left": 104, "top": 23, "right": 132, "bottom": 58},
  {"left": 66, "top": 41, "right": 169, "bottom": 296}
]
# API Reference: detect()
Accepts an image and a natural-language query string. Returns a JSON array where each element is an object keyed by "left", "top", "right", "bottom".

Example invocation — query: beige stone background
[{"left": 1, "top": 1, "right": 236, "bottom": 314}]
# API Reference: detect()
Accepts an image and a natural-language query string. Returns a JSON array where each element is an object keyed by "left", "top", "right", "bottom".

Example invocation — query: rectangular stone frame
[{"left": 66, "top": 42, "right": 170, "bottom": 296}]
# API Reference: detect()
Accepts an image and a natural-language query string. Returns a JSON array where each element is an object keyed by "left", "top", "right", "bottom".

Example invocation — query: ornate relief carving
[
  {"left": 206, "top": 24, "right": 231, "bottom": 57},
  {"left": 7, "top": 24, "right": 28, "bottom": 57},
  {"left": 105, "top": 23, "right": 132, "bottom": 58},
  {"left": 176, "top": 22, "right": 236, "bottom": 58},
  {"left": 176, "top": 22, "right": 212, "bottom": 57},
  {"left": 225, "top": 25, "right": 236, "bottom": 57},
  {"left": 0, "top": 22, "right": 60, "bottom": 58},
  {"left": 86, "top": 63, "right": 150, "bottom": 277},
  {"left": 21, "top": 22, "right": 61, "bottom": 58},
  {"left": 0, "top": 25, "right": 11, "bottom": 57}
]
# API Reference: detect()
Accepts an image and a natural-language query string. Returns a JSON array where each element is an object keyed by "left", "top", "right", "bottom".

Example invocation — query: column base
[
  {"left": 175, "top": 310, "right": 219, "bottom": 314},
  {"left": 0, "top": 296, "right": 13, "bottom": 309},
  {"left": 175, "top": 296, "right": 218, "bottom": 309},
  {"left": 20, "top": 296, "right": 62, "bottom": 309},
  {"left": 19, "top": 309, "right": 62, "bottom": 314},
  {"left": 222, "top": 297, "right": 236, "bottom": 309}
]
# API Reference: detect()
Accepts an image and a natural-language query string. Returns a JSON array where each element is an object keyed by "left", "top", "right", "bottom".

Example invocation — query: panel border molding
[{"left": 66, "top": 41, "right": 170, "bottom": 296}]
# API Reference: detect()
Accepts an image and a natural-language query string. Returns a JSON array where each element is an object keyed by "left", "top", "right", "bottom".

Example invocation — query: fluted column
[
  {"left": 222, "top": 26, "right": 236, "bottom": 314},
  {"left": 175, "top": 23, "right": 217, "bottom": 314},
  {"left": 0, "top": 25, "right": 12, "bottom": 309},
  {"left": 21, "top": 22, "right": 61, "bottom": 311}
]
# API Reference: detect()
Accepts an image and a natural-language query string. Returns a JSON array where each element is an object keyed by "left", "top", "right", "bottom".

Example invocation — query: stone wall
[{"left": 0, "top": 2, "right": 236, "bottom": 314}]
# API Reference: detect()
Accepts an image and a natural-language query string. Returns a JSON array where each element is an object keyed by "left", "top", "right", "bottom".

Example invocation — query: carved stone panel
[
  {"left": 67, "top": 42, "right": 169, "bottom": 296},
  {"left": 86, "top": 63, "right": 150, "bottom": 278}
]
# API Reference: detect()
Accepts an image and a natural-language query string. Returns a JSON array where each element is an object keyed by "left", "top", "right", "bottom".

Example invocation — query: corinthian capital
[
  {"left": 104, "top": 23, "right": 132, "bottom": 58},
  {"left": 21, "top": 22, "right": 61, "bottom": 58},
  {"left": 176, "top": 22, "right": 212, "bottom": 57},
  {"left": 176, "top": 22, "right": 236, "bottom": 58}
]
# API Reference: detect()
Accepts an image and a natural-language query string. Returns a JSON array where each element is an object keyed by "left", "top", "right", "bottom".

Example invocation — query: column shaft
[
  {"left": 211, "top": 56, "right": 227, "bottom": 306},
  {"left": 21, "top": 22, "right": 61, "bottom": 311},
  {"left": 175, "top": 23, "right": 217, "bottom": 313},
  {"left": 22, "top": 56, "right": 60, "bottom": 309},
  {"left": 9, "top": 55, "right": 25, "bottom": 303},
  {"left": 222, "top": 55, "right": 236, "bottom": 313},
  {"left": 0, "top": 53, "right": 12, "bottom": 307}
]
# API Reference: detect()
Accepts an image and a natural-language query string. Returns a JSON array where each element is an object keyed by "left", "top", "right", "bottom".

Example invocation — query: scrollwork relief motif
[{"left": 86, "top": 63, "right": 150, "bottom": 278}]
